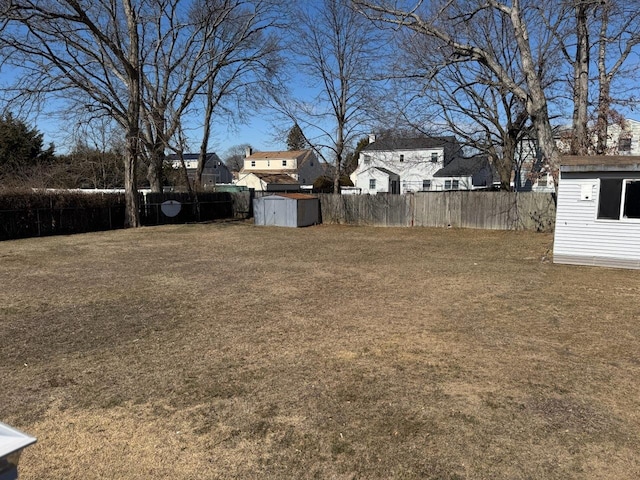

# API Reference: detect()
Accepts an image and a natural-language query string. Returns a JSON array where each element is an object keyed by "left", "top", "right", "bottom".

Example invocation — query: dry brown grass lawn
[{"left": 1, "top": 223, "right": 639, "bottom": 479}]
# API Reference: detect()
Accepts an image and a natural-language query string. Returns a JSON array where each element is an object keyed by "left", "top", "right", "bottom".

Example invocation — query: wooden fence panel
[{"left": 319, "top": 192, "right": 556, "bottom": 231}]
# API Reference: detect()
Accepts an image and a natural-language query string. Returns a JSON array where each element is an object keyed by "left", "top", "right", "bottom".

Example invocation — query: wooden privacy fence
[{"left": 319, "top": 191, "right": 556, "bottom": 231}]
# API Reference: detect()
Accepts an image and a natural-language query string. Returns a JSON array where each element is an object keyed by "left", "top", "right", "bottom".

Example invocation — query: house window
[
  {"left": 282, "top": 160, "right": 287, "bottom": 167},
  {"left": 422, "top": 179, "right": 431, "bottom": 190},
  {"left": 400, "top": 154, "right": 404, "bottom": 162},
  {"left": 364, "top": 155, "right": 371, "bottom": 164},
  {"left": 267, "top": 160, "right": 270, "bottom": 167},
  {"left": 369, "top": 179, "right": 376, "bottom": 190},
  {"left": 598, "top": 179, "right": 640, "bottom": 220},
  {"left": 452, "top": 180, "right": 459, "bottom": 189},
  {"left": 250, "top": 160, "right": 256, "bottom": 167},
  {"left": 431, "top": 153, "right": 438, "bottom": 163},
  {"left": 619, "top": 137, "right": 632, "bottom": 152}
]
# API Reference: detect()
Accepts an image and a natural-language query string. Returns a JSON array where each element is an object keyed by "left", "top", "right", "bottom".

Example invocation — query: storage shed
[
  {"left": 553, "top": 155, "right": 640, "bottom": 269},
  {"left": 253, "top": 193, "right": 320, "bottom": 227}
]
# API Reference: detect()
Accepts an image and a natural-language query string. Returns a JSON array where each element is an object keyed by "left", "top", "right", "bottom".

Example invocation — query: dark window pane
[
  {"left": 623, "top": 181, "right": 640, "bottom": 218},
  {"left": 598, "top": 179, "right": 623, "bottom": 219},
  {"left": 619, "top": 137, "right": 632, "bottom": 151}
]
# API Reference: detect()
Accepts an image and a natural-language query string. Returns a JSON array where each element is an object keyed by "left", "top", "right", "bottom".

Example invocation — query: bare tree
[
  {"left": 354, "top": 0, "right": 562, "bottom": 182},
  {"left": 283, "top": 0, "right": 385, "bottom": 193},
  {"left": 393, "top": 9, "right": 538, "bottom": 190},
  {"left": 190, "top": 0, "right": 283, "bottom": 190},
  {"left": 2, "top": 0, "right": 145, "bottom": 226},
  {"left": 222, "top": 143, "right": 252, "bottom": 172},
  {"left": 139, "top": 0, "right": 283, "bottom": 191},
  {"left": 593, "top": 0, "right": 640, "bottom": 154}
]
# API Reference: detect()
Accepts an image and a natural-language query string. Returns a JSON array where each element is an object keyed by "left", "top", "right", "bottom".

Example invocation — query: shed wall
[
  {"left": 553, "top": 172, "right": 640, "bottom": 269},
  {"left": 254, "top": 196, "right": 319, "bottom": 227}
]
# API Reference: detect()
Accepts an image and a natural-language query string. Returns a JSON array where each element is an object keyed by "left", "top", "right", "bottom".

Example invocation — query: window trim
[{"left": 369, "top": 178, "right": 376, "bottom": 190}]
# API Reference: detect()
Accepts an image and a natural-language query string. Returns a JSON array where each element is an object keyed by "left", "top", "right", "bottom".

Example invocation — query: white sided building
[
  {"left": 350, "top": 135, "right": 491, "bottom": 193},
  {"left": 553, "top": 155, "right": 640, "bottom": 269}
]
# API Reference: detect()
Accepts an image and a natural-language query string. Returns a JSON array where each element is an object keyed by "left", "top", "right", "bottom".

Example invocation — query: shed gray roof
[
  {"left": 561, "top": 155, "right": 640, "bottom": 172},
  {"left": 364, "top": 136, "right": 457, "bottom": 151},
  {"left": 433, "top": 156, "right": 490, "bottom": 177}
]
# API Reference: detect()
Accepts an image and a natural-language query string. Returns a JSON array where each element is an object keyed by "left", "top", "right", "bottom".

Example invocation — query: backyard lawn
[{"left": 1, "top": 223, "right": 639, "bottom": 479}]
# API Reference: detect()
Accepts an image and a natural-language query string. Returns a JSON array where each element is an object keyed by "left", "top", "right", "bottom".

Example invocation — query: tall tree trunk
[
  {"left": 508, "top": 0, "right": 560, "bottom": 182},
  {"left": 500, "top": 134, "right": 518, "bottom": 191},
  {"left": 596, "top": 1, "right": 611, "bottom": 154},
  {"left": 571, "top": 1, "right": 590, "bottom": 155},
  {"left": 146, "top": 143, "right": 164, "bottom": 192},
  {"left": 196, "top": 77, "right": 215, "bottom": 191},
  {"left": 123, "top": 0, "right": 141, "bottom": 227}
]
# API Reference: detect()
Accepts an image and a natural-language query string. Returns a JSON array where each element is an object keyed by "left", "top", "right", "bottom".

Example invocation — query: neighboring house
[
  {"left": 235, "top": 149, "right": 324, "bottom": 191},
  {"left": 601, "top": 118, "right": 640, "bottom": 155},
  {"left": 514, "top": 126, "right": 570, "bottom": 193},
  {"left": 167, "top": 152, "right": 233, "bottom": 186},
  {"left": 432, "top": 155, "right": 494, "bottom": 190},
  {"left": 350, "top": 135, "right": 489, "bottom": 194},
  {"left": 553, "top": 155, "right": 640, "bottom": 269},
  {"left": 516, "top": 118, "right": 640, "bottom": 192}
]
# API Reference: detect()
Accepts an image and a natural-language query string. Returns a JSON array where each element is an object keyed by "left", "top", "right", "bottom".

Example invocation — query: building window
[
  {"left": 250, "top": 160, "right": 256, "bottom": 167},
  {"left": 422, "top": 179, "right": 431, "bottom": 190},
  {"left": 598, "top": 179, "right": 640, "bottom": 220},
  {"left": 282, "top": 160, "right": 287, "bottom": 167},
  {"left": 619, "top": 137, "right": 632, "bottom": 152},
  {"left": 364, "top": 155, "right": 371, "bottom": 164},
  {"left": 267, "top": 160, "right": 270, "bottom": 167},
  {"left": 369, "top": 179, "right": 376, "bottom": 190},
  {"left": 400, "top": 154, "right": 404, "bottom": 162},
  {"left": 431, "top": 153, "right": 438, "bottom": 163},
  {"left": 445, "top": 180, "right": 452, "bottom": 190}
]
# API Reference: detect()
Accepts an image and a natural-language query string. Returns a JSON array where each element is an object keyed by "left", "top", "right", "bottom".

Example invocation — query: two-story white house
[
  {"left": 350, "top": 135, "right": 492, "bottom": 194},
  {"left": 235, "top": 149, "right": 324, "bottom": 192}
]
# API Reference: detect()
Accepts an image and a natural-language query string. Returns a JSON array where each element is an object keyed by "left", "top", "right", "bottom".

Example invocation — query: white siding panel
[{"left": 554, "top": 176, "right": 640, "bottom": 267}]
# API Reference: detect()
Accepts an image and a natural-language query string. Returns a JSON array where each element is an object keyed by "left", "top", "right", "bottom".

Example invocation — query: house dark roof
[
  {"left": 363, "top": 136, "right": 457, "bottom": 151},
  {"left": 374, "top": 166, "right": 399, "bottom": 177},
  {"left": 433, "top": 156, "right": 490, "bottom": 177},
  {"left": 561, "top": 155, "right": 640, "bottom": 172}
]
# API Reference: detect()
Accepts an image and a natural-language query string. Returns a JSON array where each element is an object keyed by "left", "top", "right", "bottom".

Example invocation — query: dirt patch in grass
[{"left": 1, "top": 224, "right": 639, "bottom": 479}]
